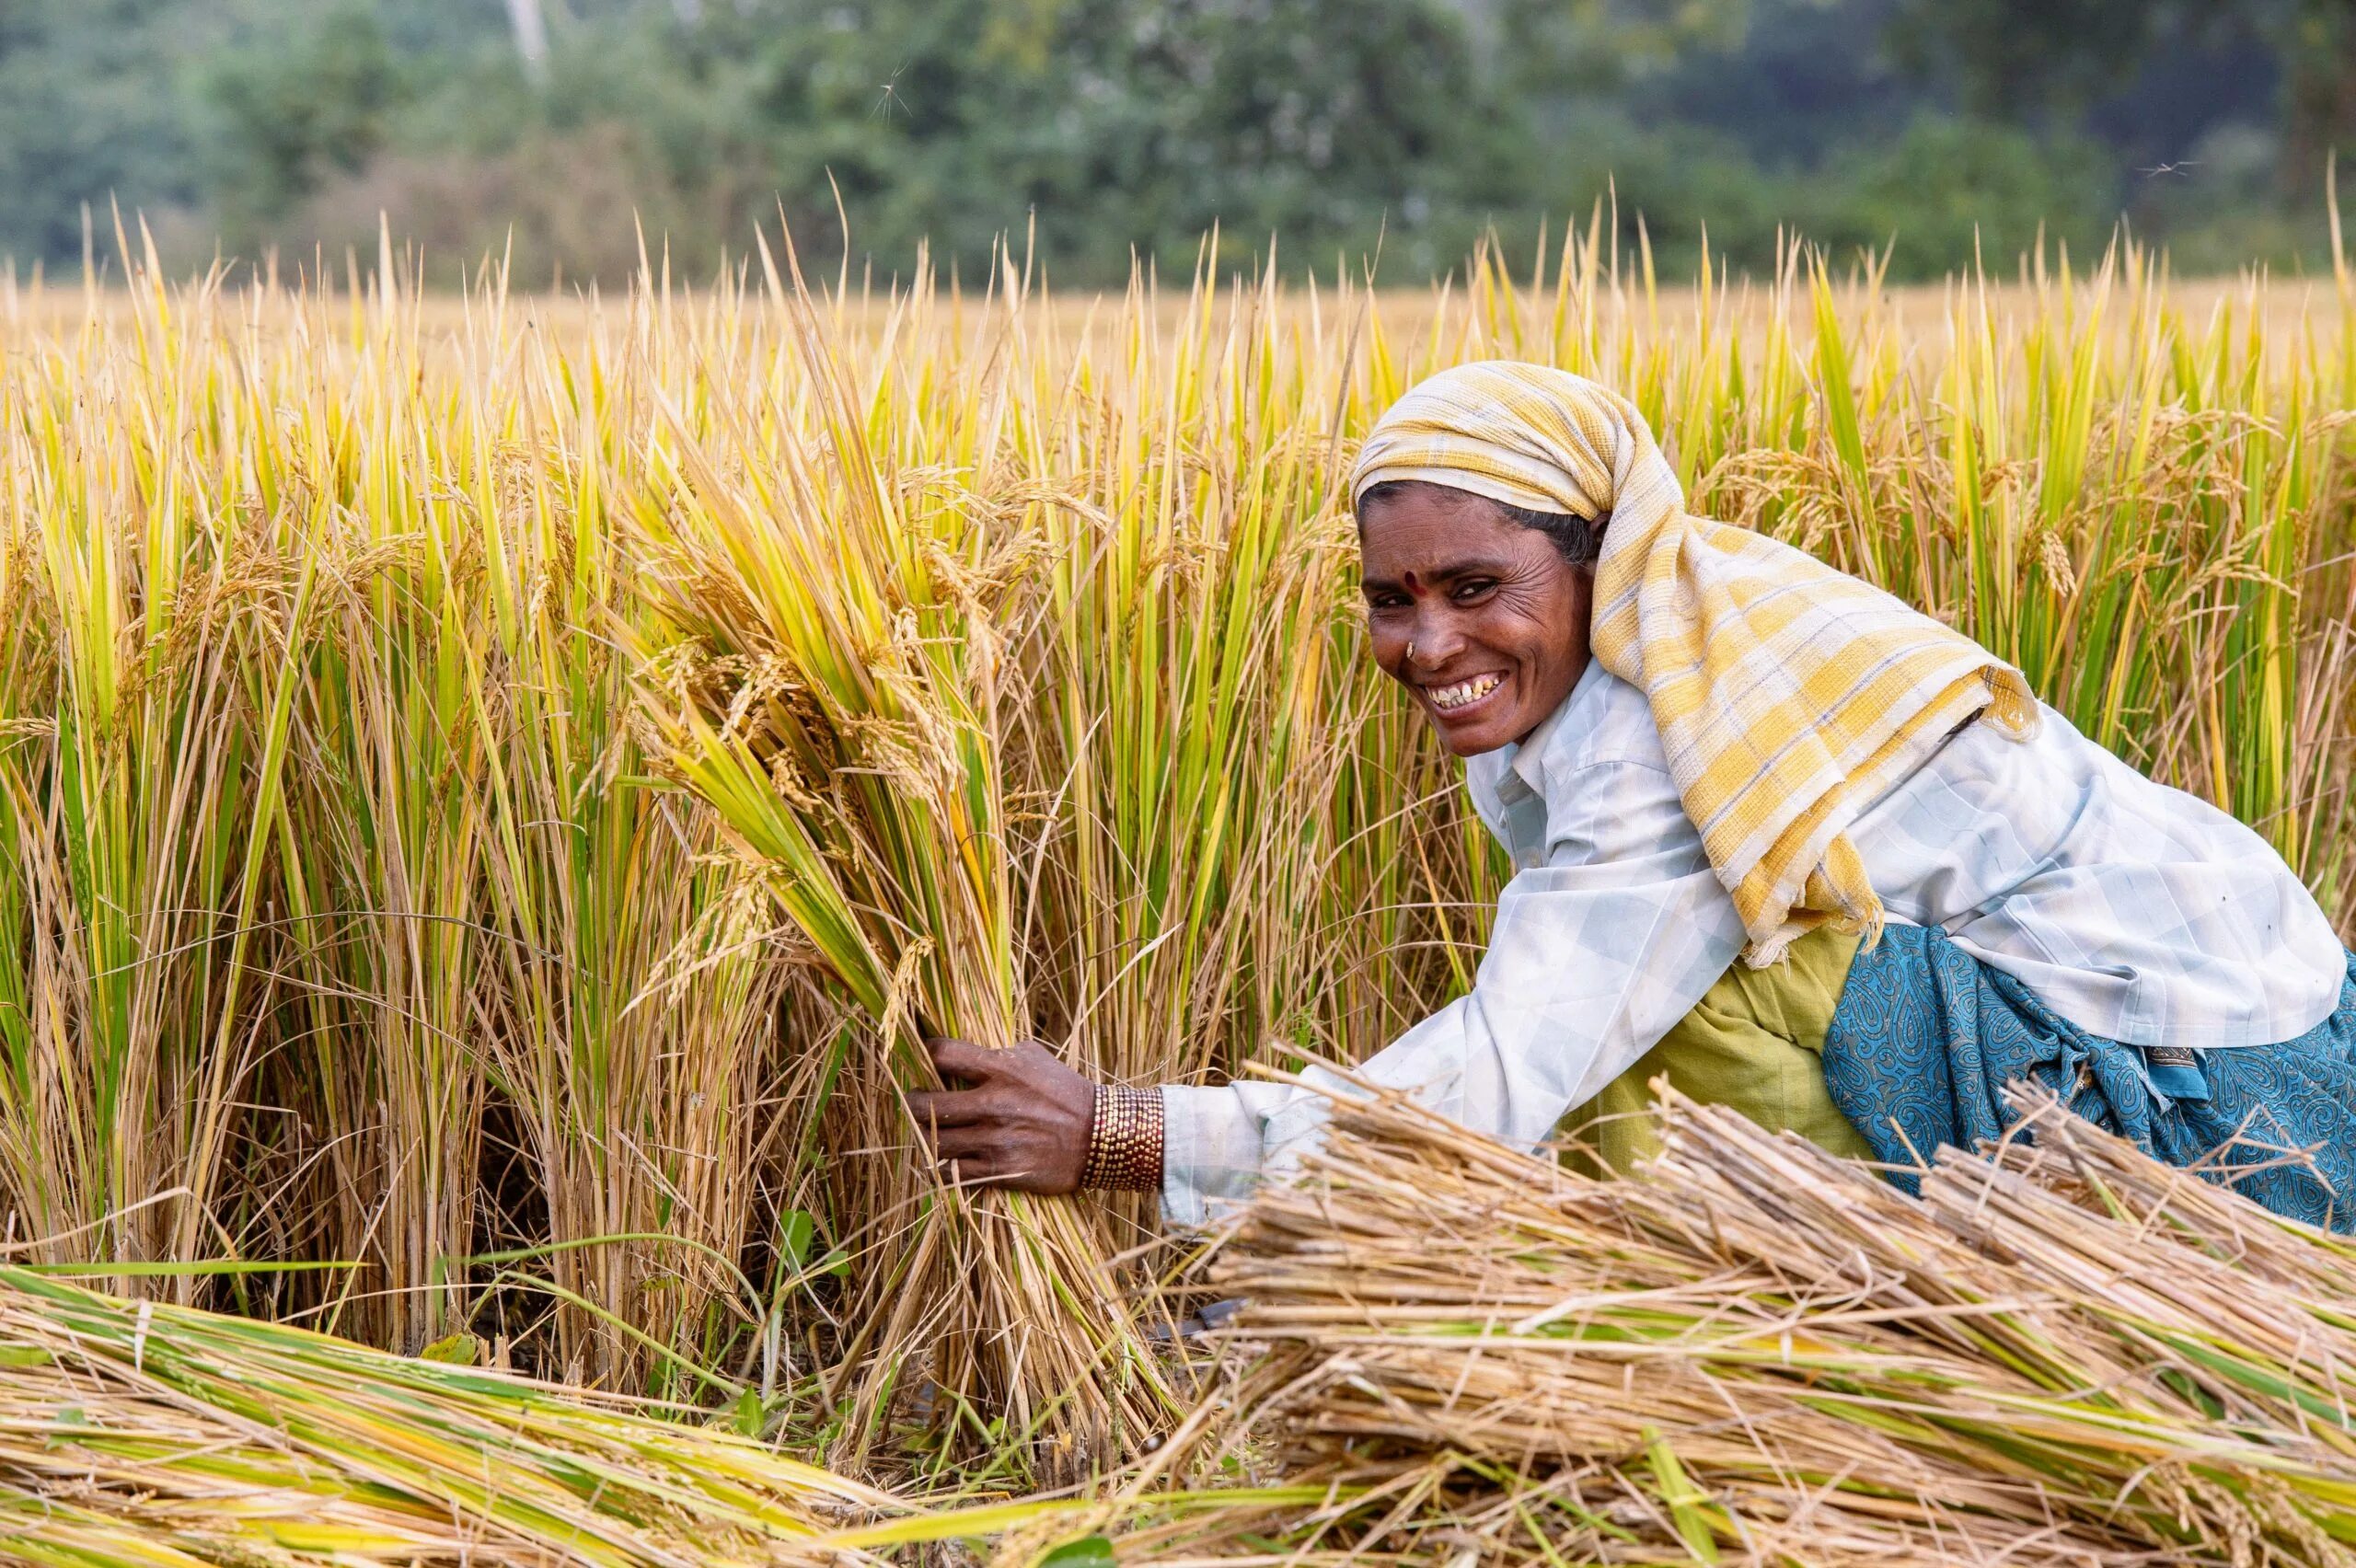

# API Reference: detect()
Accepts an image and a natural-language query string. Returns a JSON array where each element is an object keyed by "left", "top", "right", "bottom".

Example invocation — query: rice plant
[
  {"left": 0, "top": 213, "right": 2343, "bottom": 1492},
  {"left": 0, "top": 1261, "right": 927, "bottom": 1565}
]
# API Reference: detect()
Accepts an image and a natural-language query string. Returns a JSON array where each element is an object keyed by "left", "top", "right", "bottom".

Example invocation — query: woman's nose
[{"left": 1403, "top": 613, "right": 1461, "bottom": 670}]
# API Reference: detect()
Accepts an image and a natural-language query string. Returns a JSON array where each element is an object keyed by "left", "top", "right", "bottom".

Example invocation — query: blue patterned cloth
[{"left": 1821, "top": 923, "right": 2356, "bottom": 1229}]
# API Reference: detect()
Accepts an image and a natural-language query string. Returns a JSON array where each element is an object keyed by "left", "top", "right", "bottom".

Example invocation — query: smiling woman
[
  {"left": 1356, "top": 480, "right": 1600, "bottom": 756},
  {"left": 916, "top": 360, "right": 2356, "bottom": 1235}
]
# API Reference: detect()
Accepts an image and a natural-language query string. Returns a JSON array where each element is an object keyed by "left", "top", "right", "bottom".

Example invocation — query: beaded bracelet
[{"left": 1080, "top": 1085, "right": 1163, "bottom": 1192}]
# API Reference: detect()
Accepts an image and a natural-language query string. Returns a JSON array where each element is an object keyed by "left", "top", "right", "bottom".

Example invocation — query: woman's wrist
[{"left": 1080, "top": 1085, "right": 1164, "bottom": 1191}]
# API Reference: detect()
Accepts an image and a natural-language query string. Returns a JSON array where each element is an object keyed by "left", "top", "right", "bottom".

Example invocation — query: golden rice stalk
[
  {"left": 1184, "top": 1075, "right": 2356, "bottom": 1565},
  {"left": 632, "top": 241, "right": 1182, "bottom": 1477},
  {"left": 0, "top": 1262, "right": 915, "bottom": 1566}
]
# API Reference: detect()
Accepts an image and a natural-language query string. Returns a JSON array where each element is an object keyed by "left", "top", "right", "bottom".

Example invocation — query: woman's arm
[
  {"left": 1161, "top": 804, "right": 1745, "bottom": 1223},
  {"left": 916, "top": 759, "right": 1744, "bottom": 1221}
]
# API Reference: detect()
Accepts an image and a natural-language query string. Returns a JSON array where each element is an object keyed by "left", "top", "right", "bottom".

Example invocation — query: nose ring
[{"left": 1405, "top": 640, "right": 1416, "bottom": 665}]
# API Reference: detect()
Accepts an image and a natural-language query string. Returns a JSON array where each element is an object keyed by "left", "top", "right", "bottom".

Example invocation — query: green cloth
[{"left": 1561, "top": 925, "right": 1873, "bottom": 1175}]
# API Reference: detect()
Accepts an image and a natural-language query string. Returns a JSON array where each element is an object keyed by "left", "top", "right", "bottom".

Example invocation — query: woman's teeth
[{"left": 1428, "top": 674, "right": 1502, "bottom": 712}]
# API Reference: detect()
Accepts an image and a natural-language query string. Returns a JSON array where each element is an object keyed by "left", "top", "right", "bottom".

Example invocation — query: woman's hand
[{"left": 907, "top": 1037, "right": 1095, "bottom": 1194}]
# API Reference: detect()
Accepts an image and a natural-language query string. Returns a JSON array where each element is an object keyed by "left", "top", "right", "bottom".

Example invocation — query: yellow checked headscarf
[{"left": 1352, "top": 361, "right": 2038, "bottom": 965}]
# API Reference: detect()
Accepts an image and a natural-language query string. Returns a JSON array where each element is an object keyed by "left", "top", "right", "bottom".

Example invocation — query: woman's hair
[{"left": 1357, "top": 478, "right": 1606, "bottom": 568}]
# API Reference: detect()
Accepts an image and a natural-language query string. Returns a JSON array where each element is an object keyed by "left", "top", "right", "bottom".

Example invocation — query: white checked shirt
[{"left": 1159, "top": 662, "right": 2348, "bottom": 1227}]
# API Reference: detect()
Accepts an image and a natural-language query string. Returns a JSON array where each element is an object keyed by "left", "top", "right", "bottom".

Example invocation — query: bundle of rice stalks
[
  {"left": 630, "top": 244, "right": 1423, "bottom": 1478},
  {"left": 631, "top": 245, "right": 1190, "bottom": 1477},
  {"left": 1187, "top": 1077, "right": 2356, "bottom": 1565},
  {"left": 0, "top": 1262, "right": 918, "bottom": 1565}
]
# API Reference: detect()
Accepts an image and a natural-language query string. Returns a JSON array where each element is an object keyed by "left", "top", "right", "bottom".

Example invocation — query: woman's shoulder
[
  {"left": 1529, "top": 667, "right": 1704, "bottom": 866},
  {"left": 1873, "top": 694, "right": 2327, "bottom": 909},
  {"left": 1549, "top": 664, "right": 1672, "bottom": 777},
  {"left": 1469, "top": 665, "right": 1682, "bottom": 861}
]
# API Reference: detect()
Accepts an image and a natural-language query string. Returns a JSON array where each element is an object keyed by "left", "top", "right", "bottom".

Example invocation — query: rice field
[{"left": 0, "top": 214, "right": 2350, "bottom": 1516}]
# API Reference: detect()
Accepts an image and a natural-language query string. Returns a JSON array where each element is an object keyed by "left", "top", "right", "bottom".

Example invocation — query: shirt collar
[
  {"left": 1464, "top": 659, "right": 1610, "bottom": 847},
  {"left": 1502, "top": 659, "right": 1609, "bottom": 799}
]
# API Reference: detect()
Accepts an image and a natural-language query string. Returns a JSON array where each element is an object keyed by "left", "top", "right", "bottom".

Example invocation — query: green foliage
[
  {"left": 1816, "top": 117, "right": 2121, "bottom": 275},
  {"left": 1890, "top": 0, "right": 2356, "bottom": 188},
  {"left": 0, "top": 0, "right": 2342, "bottom": 286},
  {"left": 1038, "top": 1536, "right": 1118, "bottom": 1568},
  {"left": 1887, "top": 0, "right": 2188, "bottom": 116},
  {"left": 200, "top": 1, "right": 404, "bottom": 230},
  {"left": 485, "top": 0, "right": 1520, "bottom": 282},
  {"left": 0, "top": 0, "right": 202, "bottom": 266}
]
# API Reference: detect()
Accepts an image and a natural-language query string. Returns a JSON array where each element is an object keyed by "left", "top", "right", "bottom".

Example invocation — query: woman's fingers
[
  {"left": 936, "top": 1151, "right": 1058, "bottom": 1193},
  {"left": 904, "top": 1088, "right": 994, "bottom": 1128},
  {"left": 921, "top": 1118, "right": 1054, "bottom": 1190},
  {"left": 912, "top": 1036, "right": 1096, "bottom": 1197},
  {"left": 925, "top": 1121, "right": 1003, "bottom": 1160},
  {"left": 926, "top": 1035, "right": 1006, "bottom": 1085},
  {"left": 918, "top": 1111, "right": 1049, "bottom": 1176},
  {"left": 937, "top": 1156, "right": 1009, "bottom": 1188}
]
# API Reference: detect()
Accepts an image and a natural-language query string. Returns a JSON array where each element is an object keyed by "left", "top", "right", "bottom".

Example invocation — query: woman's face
[{"left": 1359, "top": 484, "right": 1594, "bottom": 756}]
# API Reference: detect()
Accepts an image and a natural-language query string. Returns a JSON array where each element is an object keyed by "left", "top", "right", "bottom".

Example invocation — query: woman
[{"left": 913, "top": 362, "right": 2356, "bottom": 1229}]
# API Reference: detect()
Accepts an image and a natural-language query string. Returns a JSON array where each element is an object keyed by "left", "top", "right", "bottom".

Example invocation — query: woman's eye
[{"left": 1451, "top": 579, "right": 1496, "bottom": 603}]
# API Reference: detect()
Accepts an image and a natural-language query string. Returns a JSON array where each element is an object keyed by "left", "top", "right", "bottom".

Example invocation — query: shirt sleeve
[{"left": 1158, "top": 758, "right": 1745, "bottom": 1227}]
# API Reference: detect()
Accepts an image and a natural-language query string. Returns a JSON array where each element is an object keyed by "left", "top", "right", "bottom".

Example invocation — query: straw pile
[
  {"left": 1186, "top": 1078, "right": 2356, "bottom": 1565},
  {"left": 0, "top": 1264, "right": 923, "bottom": 1565}
]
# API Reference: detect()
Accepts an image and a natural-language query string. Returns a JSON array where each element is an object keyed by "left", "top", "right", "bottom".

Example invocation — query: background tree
[
  {"left": 1888, "top": 0, "right": 2336, "bottom": 189},
  {"left": 0, "top": 0, "right": 2336, "bottom": 287}
]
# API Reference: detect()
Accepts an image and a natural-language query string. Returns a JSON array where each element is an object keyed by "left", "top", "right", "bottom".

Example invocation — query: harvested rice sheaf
[
  {"left": 0, "top": 1264, "right": 919, "bottom": 1566},
  {"left": 1186, "top": 1079, "right": 2356, "bottom": 1565}
]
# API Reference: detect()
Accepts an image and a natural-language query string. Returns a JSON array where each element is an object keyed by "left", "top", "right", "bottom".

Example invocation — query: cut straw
[{"left": 1178, "top": 1073, "right": 2356, "bottom": 1564}]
